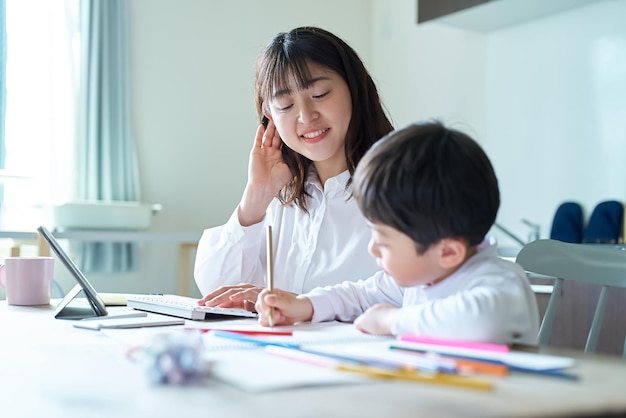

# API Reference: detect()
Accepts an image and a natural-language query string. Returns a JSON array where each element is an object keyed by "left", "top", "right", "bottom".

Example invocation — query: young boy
[{"left": 255, "top": 121, "right": 540, "bottom": 345}]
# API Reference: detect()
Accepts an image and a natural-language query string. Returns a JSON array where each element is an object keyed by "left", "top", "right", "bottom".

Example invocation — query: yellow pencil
[
  {"left": 266, "top": 225, "right": 274, "bottom": 327},
  {"left": 337, "top": 363, "right": 494, "bottom": 391}
]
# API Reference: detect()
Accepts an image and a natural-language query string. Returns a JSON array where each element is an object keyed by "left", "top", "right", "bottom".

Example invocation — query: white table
[{"left": 2, "top": 301, "right": 626, "bottom": 418}]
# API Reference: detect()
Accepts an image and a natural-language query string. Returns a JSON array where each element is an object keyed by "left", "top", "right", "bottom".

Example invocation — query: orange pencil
[
  {"left": 392, "top": 347, "right": 508, "bottom": 376},
  {"left": 453, "top": 358, "right": 509, "bottom": 376}
]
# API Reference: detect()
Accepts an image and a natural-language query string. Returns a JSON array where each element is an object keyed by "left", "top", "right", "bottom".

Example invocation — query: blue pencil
[{"left": 212, "top": 330, "right": 300, "bottom": 349}]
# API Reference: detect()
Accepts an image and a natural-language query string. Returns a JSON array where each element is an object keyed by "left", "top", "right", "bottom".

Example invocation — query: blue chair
[
  {"left": 549, "top": 202, "right": 584, "bottom": 243},
  {"left": 583, "top": 200, "right": 624, "bottom": 244}
]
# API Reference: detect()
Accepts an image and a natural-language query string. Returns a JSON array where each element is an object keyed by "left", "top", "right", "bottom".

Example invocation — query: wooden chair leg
[
  {"left": 37, "top": 234, "right": 51, "bottom": 256},
  {"left": 177, "top": 242, "right": 198, "bottom": 296}
]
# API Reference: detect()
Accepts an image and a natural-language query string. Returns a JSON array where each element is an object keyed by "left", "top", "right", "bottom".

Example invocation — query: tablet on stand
[{"left": 37, "top": 225, "right": 108, "bottom": 320}]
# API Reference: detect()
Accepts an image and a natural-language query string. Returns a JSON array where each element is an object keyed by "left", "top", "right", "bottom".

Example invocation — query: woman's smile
[{"left": 301, "top": 128, "right": 330, "bottom": 144}]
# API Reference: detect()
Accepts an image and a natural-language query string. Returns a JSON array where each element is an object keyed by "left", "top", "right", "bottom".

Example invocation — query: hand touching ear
[{"left": 238, "top": 119, "right": 293, "bottom": 226}]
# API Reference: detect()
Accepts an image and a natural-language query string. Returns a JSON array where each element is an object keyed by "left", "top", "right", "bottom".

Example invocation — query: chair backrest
[
  {"left": 550, "top": 201, "right": 584, "bottom": 243},
  {"left": 516, "top": 239, "right": 626, "bottom": 355},
  {"left": 583, "top": 200, "right": 624, "bottom": 244}
]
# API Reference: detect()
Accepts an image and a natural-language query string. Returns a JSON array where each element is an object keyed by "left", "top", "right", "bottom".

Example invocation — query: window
[{"left": 2, "top": 0, "right": 79, "bottom": 230}]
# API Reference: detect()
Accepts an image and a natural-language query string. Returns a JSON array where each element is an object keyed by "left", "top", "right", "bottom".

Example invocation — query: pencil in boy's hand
[{"left": 266, "top": 225, "right": 275, "bottom": 327}]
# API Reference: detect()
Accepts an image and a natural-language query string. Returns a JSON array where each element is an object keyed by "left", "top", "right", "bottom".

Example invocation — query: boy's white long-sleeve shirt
[
  {"left": 194, "top": 170, "right": 378, "bottom": 296},
  {"left": 305, "top": 237, "right": 540, "bottom": 345}
]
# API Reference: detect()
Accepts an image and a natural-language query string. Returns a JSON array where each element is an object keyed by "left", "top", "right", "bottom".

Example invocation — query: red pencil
[{"left": 184, "top": 327, "right": 293, "bottom": 336}]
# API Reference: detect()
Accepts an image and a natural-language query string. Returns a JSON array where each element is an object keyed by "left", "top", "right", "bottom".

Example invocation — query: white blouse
[{"left": 193, "top": 170, "right": 379, "bottom": 296}]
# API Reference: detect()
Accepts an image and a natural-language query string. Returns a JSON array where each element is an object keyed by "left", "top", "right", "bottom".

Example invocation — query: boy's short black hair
[{"left": 353, "top": 120, "right": 500, "bottom": 254}]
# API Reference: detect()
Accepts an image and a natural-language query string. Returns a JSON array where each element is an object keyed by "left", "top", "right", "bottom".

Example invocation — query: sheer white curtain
[
  {"left": 2, "top": 0, "right": 79, "bottom": 229},
  {"left": 1, "top": 0, "right": 6, "bottom": 172},
  {"left": 3, "top": 0, "right": 140, "bottom": 274}
]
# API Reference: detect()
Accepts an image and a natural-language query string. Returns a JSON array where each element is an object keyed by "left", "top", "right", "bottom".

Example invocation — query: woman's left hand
[{"left": 197, "top": 283, "right": 262, "bottom": 312}]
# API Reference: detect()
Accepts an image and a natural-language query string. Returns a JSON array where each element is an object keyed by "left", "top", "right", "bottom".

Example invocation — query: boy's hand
[
  {"left": 353, "top": 304, "right": 400, "bottom": 335},
  {"left": 255, "top": 289, "right": 314, "bottom": 326},
  {"left": 197, "top": 283, "right": 260, "bottom": 312}
]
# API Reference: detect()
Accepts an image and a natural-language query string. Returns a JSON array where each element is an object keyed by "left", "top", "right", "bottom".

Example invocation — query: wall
[
  {"left": 371, "top": 0, "right": 625, "bottom": 247},
  {"left": 482, "top": 0, "right": 626, "bottom": 245},
  {"left": 52, "top": 0, "right": 625, "bottom": 298},
  {"left": 371, "top": 0, "right": 486, "bottom": 135}
]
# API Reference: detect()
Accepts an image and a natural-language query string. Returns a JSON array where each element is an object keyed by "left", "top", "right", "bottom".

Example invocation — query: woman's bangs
[{"left": 264, "top": 50, "right": 312, "bottom": 101}]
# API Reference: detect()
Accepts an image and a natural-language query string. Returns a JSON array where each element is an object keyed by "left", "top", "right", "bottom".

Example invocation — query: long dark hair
[{"left": 255, "top": 26, "right": 393, "bottom": 211}]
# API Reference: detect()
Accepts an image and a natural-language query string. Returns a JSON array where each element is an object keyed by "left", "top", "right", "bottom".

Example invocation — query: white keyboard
[{"left": 126, "top": 294, "right": 257, "bottom": 320}]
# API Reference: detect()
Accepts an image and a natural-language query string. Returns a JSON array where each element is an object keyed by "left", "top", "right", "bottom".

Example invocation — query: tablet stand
[{"left": 54, "top": 284, "right": 106, "bottom": 320}]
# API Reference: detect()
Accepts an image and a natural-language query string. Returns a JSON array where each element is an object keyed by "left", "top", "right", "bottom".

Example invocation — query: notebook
[
  {"left": 126, "top": 294, "right": 258, "bottom": 320},
  {"left": 73, "top": 312, "right": 186, "bottom": 330}
]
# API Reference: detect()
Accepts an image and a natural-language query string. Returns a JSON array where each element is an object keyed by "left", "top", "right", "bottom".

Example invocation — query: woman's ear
[
  {"left": 263, "top": 105, "right": 273, "bottom": 122},
  {"left": 437, "top": 238, "right": 468, "bottom": 269}
]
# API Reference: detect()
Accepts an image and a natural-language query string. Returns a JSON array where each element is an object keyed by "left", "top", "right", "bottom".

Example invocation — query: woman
[{"left": 195, "top": 26, "right": 393, "bottom": 311}]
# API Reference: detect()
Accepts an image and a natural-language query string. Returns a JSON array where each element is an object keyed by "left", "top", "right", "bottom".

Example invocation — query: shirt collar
[{"left": 306, "top": 167, "right": 352, "bottom": 195}]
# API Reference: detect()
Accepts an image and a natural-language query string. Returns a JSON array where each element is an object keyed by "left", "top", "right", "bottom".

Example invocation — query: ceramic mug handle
[{"left": 0, "top": 264, "right": 6, "bottom": 288}]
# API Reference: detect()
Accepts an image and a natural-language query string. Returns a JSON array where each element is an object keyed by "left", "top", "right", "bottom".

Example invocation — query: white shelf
[
  {"left": 430, "top": 0, "right": 600, "bottom": 32},
  {"left": 0, "top": 229, "right": 199, "bottom": 243}
]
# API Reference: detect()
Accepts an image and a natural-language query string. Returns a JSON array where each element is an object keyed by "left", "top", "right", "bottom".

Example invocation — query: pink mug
[{"left": 0, "top": 257, "right": 55, "bottom": 306}]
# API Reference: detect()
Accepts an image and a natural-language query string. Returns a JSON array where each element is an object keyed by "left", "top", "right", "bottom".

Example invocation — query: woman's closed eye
[
  {"left": 312, "top": 91, "right": 330, "bottom": 100},
  {"left": 277, "top": 104, "right": 293, "bottom": 111}
]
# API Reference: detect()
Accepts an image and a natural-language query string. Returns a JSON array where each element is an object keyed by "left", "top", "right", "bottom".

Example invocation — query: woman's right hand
[{"left": 237, "top": 120, "right": 293, "bottom": 226}]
